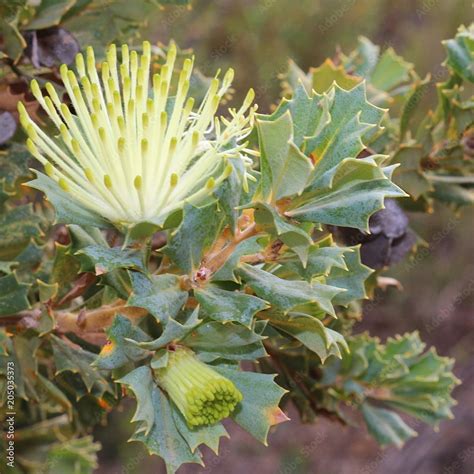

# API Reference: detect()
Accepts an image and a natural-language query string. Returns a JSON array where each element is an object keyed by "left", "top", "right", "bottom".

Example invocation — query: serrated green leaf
[
  {"left": 128, "top": 272, "right": 188, "bottom": 324},
  {"left": 50, "top": 335, "right": 111, "bottom": 396},
  {"left": 164, "top": 201, "right": 224, "bottom": 273},
  {"left": 27, "top": 0, "right": 76, "bottom": 30},
  {"left": 287, "top": 158, "right": 407, "bottom": 230},
  {"left": 132, "top": 308, "right": 200, "bottom": 351},
  {"left": 171, "top": 405, "right": 229, "bottom": 454},
  {"left": 443, "top": 24, "right": 474, "bottom": 83},
  {"left": 305, "top": 83, "right": 385, "bottom": 176},
  {"left": 361, "top": 402, "right": 417, "bottom": 447},
  {"left": 268, "top": 311, "right": 347, "bottom": 362},
  {"left": 0, "top": 273, "right": 30, "bottom": 316},
  {"left": 214, "top": 366, "right": 288, "bottom": 445},
  {"left": 282, "top": 243, "right": 348, "bottom": 280},
  {"left": 370, "top": 48, "right": 414, "bottom": 92},
  {"left": 212, "top": 235, "right": 263, "bottom": 282},
  {"left": 0, "top": 204, "right": 41, "bottom": 260},
  {"left": 132, "top": 385, "right": 202, "bottom": 473},
  {"left": 117, "top": 366, "right": 155, "bottom": 436},
  {"left": 253, "top": 202, "right": 313, "bottom": 265},
  {"left": 256, "top": 111, "right": 313, "bottom": 201},
  {"left": 183, "top": 321, "right": 266, "bottom": 362},
  {"left": 195, "top": 285, "right": 268, "bottom": 327},
  {"left": 237, "top": 263, "right": 341, "bottom": 316},
  {"left": 0, "top": 144, "right": 31, "bottom": 193},
  {"left": 77, "top": 245, "right": 145, "bottom": 275},
  {"left": 310, "top": 59, "right": 362, "bottom": 94},
  {"left": 94, "top": 315, "right": 151, "bottom": 370},
  {"left": 28, "top": 172, "right": 110, "bottom": 228},
  {"left": 326, "top": 247, "right": 372, "bottom": 305}
]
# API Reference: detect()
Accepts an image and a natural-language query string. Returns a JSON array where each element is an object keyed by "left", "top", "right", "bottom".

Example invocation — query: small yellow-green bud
[{"left": 155, "top": 346, "right": 242, "bottom": 428}]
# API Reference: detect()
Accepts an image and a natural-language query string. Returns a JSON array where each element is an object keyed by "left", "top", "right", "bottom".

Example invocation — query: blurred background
[{"left": 84, "top": 0, "right": 473, "bottom": 472}]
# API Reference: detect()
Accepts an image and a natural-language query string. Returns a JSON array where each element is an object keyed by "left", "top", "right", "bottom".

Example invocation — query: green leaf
[
  {"left": 27, "top": 0, "right": 77, "bottom": 30},
  {"left": 50, "top": 335, "right": 111, "bottom": 396},
  {"left": 0, "top": 144, "right": 32, "bottom": 193},
  {"left": 132, "top": 308, "right": 200, "bottom": 351},
  {"left": 45, "top": 436, "right": 100, "bottom": 474},
  {"left": 237, "top": 263, "right": 341, "bottom": 316},
  {"left": 0, "top": 204, "right": 41, "bottom": 260},
  {"left": 117, "top": 366, "right": 155, "bottom": 436},
  {"left": 128, "top": 272, "right": 188, "bottom": 324},
  {"left": 0, "top": 273, "right": 30, "bottom": 316},
  {"left": 443, "top": 24, "right": 474, "bottom": 83},
  {"left": 305, "top": 82, "right": 385, "bottom": 176},
  {"left": 195, "top": 286, "right": 268, "bottom": 327},
  {"left": 253, "top": 202, "right": 313, "bottom": 265},
  {"left": 256, "top": 111, "right": 313, "bottom": 201},
  {"left": 370, "top": 48, "right": 414, "bottom": 92},
  {"left": 213, "top": 157, "right": 246, "bottom": 232},
  {"left": 282, "top": 242, "right": 348, "bottom": 280},
  {"left": 361, "top": 402, "right": 417, "bottom": 447},
  {"left": 183, "top": 321, "right": 266, "bottom": 362},
  {"left": 94, "top": 315, "right": 151, "bottom": 370},
  {"left": 28, "top": 172, "right": 110, "bottom": 228},
  {"left": 268, "top": 311, "right": 347, "bottom": 362},
  {"left": 0, "top": 18, "right": 26, "bottom": 61},
  {"left": 171, "top": 405, "right": 229, "bottom": 455},
  {"left": 400, "top": 75, "right": 431, "bottom": 139},
  {"left": 287, "top": 158, "right": 407, "bottom": 230},
  {"left": 212, "top": 235, "right": 263, "bottom": 282},
  {"left": 310, "top": 59, "right": 362, "bottom": 94},
  {"left": 326, "top": 247, "right": 372, "bottom": 305},
  {"left": 164, "top": 201, "right": 224, "bottom": 273},
  {"left": 392, "top": 146, "right": 433, "bottom": 200},
  {"left": 131, "top": 385, "right": 203, "bottom": 473},
  {"left": 77, "top": 245, "right": 145, "bottom": 275},
  {"left": 214, "top": 366, "right": 288, "bottom": 445}
]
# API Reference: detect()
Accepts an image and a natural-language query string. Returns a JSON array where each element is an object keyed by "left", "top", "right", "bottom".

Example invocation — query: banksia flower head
[
  {"left": 19, "top": 42, "right": 256, "bottom": 228},
  {"left": 155, "top": 346, "right": 242, "bottom": 428}
]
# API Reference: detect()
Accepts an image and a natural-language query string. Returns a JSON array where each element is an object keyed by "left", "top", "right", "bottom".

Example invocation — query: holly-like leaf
[
  {"left": 281, "top": 241, "right": 348, "bottom": 280},
  {"left": 361, "top": 402, "right": 417, "bottom": 447},
  {"left": 94, "top": 315, "right": 151, "bottom": 370},
  {"left": 28, "top": 172, "right": 110, "bottom": 228},
  {"left": 117, "top": 366, "right": 155, "bottom": 436},
  {"left": 171, "top": 406, "right": 229, "bottom": 455},
  {"left": 131, "top": 385, "right": 203, "bottom": 473},
  {"left": 0, "top": 204, "right": 42, "bottom": 260},
  {"left": 304, "top": 83, "right": 385, "bottom": 175},
  {"left": 256, "top": 111, "right": 313, "bottom": 201},
  {"left": 443, "top": 24, "right": 474, "bottom": 83},
  {"left": 183, "top": 321, "right": 266, "bottom": 362},
  {"left": 164, "top": 201, "right": 224, "bottom": 273},
  {"left": 267, "top": 311, "right": 348, "bottom": 362},
  {"left": 310, "top": 59, "right": 362, "bottom": 93},
  {"left": 212, "top": 235, "right": 263, "bottom": 282},
  {"left": 253, "top": 202, "right": 313, "bottom": 265},
  {"left": 369, "top": 48, "right": 414, "bottom": 92},
  {"left": 27, "top": 0, "right": 77, "bottom": 30},
  {"left": 0, "top": 273, "right": 30, "bottom": 316},
  {"left": 132, "top": 308, "right": 200, "bottom": 351},
  {"left": 77, "top": 245, "right": 145, "bottom": 275},
  {"left": 195, "top": 285, "right": 268, "bottom": 327},
  {"left": 237, "top": 263, "right": 342, "bottom": 316},
  {"left": 127, "top": 272, "right": 188, "bottom": 324},
  {"left": 214, "top": 366, "right": 289, "bottom": 445},
  {"left": 326, "top": 247, "right": 372, "bottom": 306},
  {"left": 50, "top": 335, "right": 111, "bottom": 396},
  {"left": 287, "top": 157, "right": 407, "bottom": 230}
]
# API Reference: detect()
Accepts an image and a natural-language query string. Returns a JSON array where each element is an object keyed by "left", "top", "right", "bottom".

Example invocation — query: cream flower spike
[{"left": 19, "top": 41, "right": 257, "bottom": 228}]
